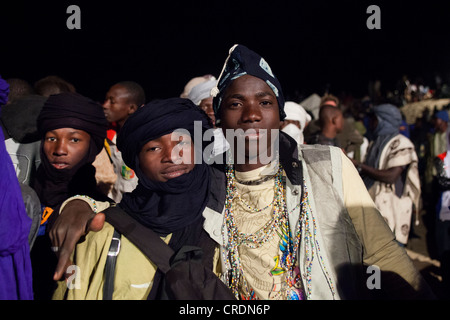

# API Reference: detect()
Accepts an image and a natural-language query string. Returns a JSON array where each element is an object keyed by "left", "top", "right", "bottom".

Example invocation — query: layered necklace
[{"left": 223, "top": 161, "right": 304, "bottom": 300}]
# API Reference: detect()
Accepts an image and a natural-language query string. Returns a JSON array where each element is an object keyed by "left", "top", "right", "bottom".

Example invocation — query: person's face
[
  {"left": 102, "top": 84, "right": 136, "bottom": 127},
  {"left": 219, "top": 75, "right": 281, "bottom": 168},
  {"left": 43, "top": 128, "right": 91, "bottom": 170},
  {"left": 199, "top": 97, "right": 216, "bottom": 127},
  {"left": 139, "top": 132, "right": 196, "bottom": 183}
]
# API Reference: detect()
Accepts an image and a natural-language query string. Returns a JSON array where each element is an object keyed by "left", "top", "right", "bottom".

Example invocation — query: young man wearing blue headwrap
[
  {"left": 50, "top": 45, "right": 434, "bottom": 300},
  {"left": 51, "top": 98, "right": 224, "bottom": 299}
]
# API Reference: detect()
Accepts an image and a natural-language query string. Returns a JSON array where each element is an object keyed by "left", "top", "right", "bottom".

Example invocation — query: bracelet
[
  {"left": 60, "top": 194, "right": 98, "bottom": 214},
  {"left": 74, "top": 195, "right": 98, "bottom": 213}
]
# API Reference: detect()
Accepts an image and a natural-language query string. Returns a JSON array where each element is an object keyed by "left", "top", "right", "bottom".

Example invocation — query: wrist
[{"left": 60, "top": 195, "right": 99, "bottom": 215}]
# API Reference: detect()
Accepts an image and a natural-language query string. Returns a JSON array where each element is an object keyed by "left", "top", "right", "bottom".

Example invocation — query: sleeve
[
  {"left": 52, "top": 223, "right": 116, "bottom": 300},
  {"left": 341, "top": 153, "right": 435, "bottom": 299}
]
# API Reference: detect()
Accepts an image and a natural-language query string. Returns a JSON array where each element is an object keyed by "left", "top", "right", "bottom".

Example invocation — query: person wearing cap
[
  {"left": 186, "top": 77, "right": 230, "bottom": 160},
  {"left": 179, "top": 74, "right": 215, "bottom": 99},
  {"left": 187, "top": 76, "right": 218, "bottom": 127},
  {"left": 50, "top": 45, "right": 435, "bottom": 300},
  {"left": 280, "top": 101, "right": 311, "bottom": 145}
]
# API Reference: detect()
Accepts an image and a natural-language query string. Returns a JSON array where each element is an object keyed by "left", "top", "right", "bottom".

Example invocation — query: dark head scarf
[
  {"left": 211, "top": 44, "right": 286, "bottom": 123},
  {"left": 33, "top": 92, "right": 108, "bottom": 208},
  {"left": 117, "top": 97, "right": 211, "bottom": 240},
  {"left": 363, "top": 104, "right": 402, "bottom": 189}
]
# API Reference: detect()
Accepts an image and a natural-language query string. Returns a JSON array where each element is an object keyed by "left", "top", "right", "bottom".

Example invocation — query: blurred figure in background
[
  {"left": 352, "top": 104, "right": 420, "bottom": 246},
  {"left": 0, "top": 75, "right": 34, "bottom": 300},
  {"left": 99, "top": 81, "right": 145, "bottom": 202},
  {"left": 280, "top": 101, "right": 311, "bottom": 145}
]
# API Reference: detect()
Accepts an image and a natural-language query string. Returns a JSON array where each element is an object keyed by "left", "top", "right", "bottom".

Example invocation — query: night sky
[{"left": 1, "top": 0, "right": 449, "bottom": 103}]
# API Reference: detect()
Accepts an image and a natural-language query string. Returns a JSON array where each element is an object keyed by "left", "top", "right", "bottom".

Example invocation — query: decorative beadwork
[
  {"left": 298, "top": 184, "right": 336, "bottom": 299},
  {"left": 72, "top": 194, "right": 98, "bottom": 213},
  {"left": 222, "top": 162, "right": 336, "bottom": 300},
  {"left": 223, "top": 162, "right": 305, "bottom": 300}
]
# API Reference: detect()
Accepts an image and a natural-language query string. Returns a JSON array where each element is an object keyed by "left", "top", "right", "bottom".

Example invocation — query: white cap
[{"left": 284, "top": 101, "right": 311, "bottom": 130}]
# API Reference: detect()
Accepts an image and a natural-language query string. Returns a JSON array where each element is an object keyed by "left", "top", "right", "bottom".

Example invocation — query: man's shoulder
[
  {"left": 299, "top": 143, "right": 339, "bottom": 155},
  {"left": 387, "top": 133, "right": 415, "bottom": 150},
  {"left": 298, "top": 143, "right": 341, "bottom": 165}
]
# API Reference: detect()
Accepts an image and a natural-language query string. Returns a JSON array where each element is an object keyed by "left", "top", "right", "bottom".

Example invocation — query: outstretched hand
[{"left": 49, "top": 199, "right": 106, "bottom": 281}]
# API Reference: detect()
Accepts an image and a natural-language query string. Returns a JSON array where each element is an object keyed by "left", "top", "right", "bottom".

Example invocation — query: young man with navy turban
[{"left": 205, "top": 44, "right": 433, "bottom": 299}]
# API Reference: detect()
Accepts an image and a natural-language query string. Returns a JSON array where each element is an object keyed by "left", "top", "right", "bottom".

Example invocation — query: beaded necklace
[{"left": 223, "top": 162, "right": 304, "bottom": 299}]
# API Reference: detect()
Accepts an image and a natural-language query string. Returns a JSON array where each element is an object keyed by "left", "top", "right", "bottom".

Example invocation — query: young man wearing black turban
[
  {"left": 30, "top": 92, "right": 109, "bottom": 299},
  {"left": 51, "top": 45, "right": 435, "bottom": 300},
  {"left": 51, "top": 98, "right": 222, "bottom": 299}
]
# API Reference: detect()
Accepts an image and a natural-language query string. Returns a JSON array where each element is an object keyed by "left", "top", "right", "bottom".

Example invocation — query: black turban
[
  {"left": 37, "top": 92, "right": 108, "bottom": 161},
  {"left": 118, "top": 97, "right": 212, "bottom": 171},
  {"left": 211, "top": 44, "right": 286, "bottom": 122},
  {"left": 117, "top": 98, "right": 215, "bottom": 300},
  {"left": 117, "top": 97, "right": 212, "bottom": 236},
  {"left": 34, "top": 92, "right": 108, "bottom": 208}
]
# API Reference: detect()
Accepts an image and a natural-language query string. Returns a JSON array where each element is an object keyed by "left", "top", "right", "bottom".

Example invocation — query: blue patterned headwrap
[{"left": 211, "top": 44, "right": 286, "bottom": 123}]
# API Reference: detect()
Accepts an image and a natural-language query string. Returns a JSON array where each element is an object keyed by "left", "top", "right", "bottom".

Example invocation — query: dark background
[{"left": 1, "top": 0, "right": 449, "bottom": 103}]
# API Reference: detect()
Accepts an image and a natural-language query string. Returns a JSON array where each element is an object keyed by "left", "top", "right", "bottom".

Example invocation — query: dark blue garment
[{"left": 0, "top": 109, "right": 34, "bottom": 300}]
